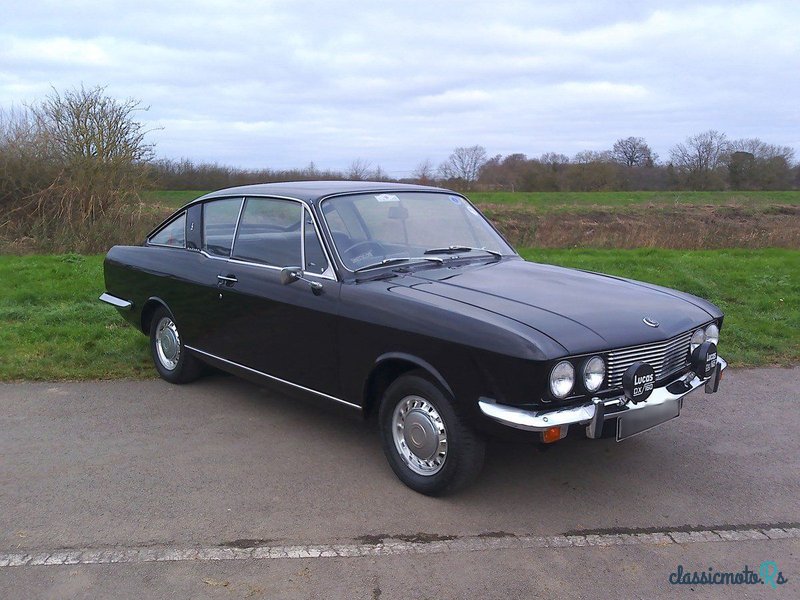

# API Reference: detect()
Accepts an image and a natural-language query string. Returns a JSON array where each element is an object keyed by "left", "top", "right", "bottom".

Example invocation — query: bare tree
[
  {"left": 347, "top": 158, "right": 372, "bottom": 180},
  {"left": 670, "top": 130, "right": 730, "bottom": 189},
  {"left": 28, "top": 85, "right": 155, "bottom": 223},
  {"left": 727, "top": 138, "right": 796, "bottom": 190},
  {"left": 729, "top": 138, "right": 794, "bottom": 162},
  {"left": 573, "top": 150, "right": 613, "bottom": 164},
  {"left": 1, "top": 85, "right": 156, "bottom": 251},
  {"left": 612, "top": 137, "right": 656, "bottom": 167},
  {"left": 369, "top": 164, "right": 389, "bottom": 181},
  {"left": 412, "top": 158, "right": 436, "bottom": 184},
  {"left": 438, "top": 145, "right": 487, "bottom": 187},
  {"left": 539, "top": 152, "right": 570, "bottom": 166}
]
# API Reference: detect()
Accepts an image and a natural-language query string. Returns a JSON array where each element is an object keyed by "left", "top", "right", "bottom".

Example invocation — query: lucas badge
[{"left": 623, "top": 361, "right": 656, "bottom": 404}]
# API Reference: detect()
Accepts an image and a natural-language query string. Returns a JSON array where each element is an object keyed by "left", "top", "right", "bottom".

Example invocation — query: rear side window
[
  {"left": 232, "top": 197, "right": 302, "bottom": 266},
  {"left": 203, "top": 198, "right": 242, "bottom": 257},
  {"left": 149, "top": 213, "right": 186, "bottom": 247}
]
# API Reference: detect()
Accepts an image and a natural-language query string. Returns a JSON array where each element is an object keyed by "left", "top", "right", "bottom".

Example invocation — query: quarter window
[
  {"left": 232, "top": 198, "right": 302, "bottom": 267},
  {"left": 149, "top": 213, "right": 186, "bottom": 247},
  {"left": 203, "top": 198, "right": 243, "bottom": 257}
]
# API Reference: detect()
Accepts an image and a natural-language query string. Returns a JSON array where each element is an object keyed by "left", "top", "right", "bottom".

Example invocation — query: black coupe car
[{"left": 101, "top": 181, "right": 726, "bottom": 495}]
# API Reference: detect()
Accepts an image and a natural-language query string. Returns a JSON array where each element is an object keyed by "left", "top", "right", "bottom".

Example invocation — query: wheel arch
[
  {"left": 139, "top": 296, "right": 172, "bottom": 334},
  {"left": 362, "top": 352, "right": 454, "bottom": 419}
]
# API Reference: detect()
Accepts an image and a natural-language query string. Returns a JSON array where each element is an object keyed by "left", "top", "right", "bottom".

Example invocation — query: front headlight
[
  {"left": 550, "top": 360, "right": 575, "bottom": 398},
  {"left": 583, "top": 356, "right": 605, "bottom": 392},
  {"left": 690, "top": 328, "right": 706, "bottom": 352},
  {"left": 705, "top": 323, "right": 719, "bottom": 346}
]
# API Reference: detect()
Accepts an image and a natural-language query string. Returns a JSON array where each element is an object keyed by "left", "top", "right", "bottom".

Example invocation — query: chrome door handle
[{"left": 217, "top": 274, "right": 238, "bottom": 285}]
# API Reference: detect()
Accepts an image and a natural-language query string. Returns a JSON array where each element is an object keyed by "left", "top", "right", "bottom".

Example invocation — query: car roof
[{"left": 192, "top": 180, "right": 452, "bottom": 205}]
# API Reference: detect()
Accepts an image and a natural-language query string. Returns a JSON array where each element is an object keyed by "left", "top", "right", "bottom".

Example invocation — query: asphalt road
[{"left": 1, "top": 368, "right": 798, "bottom": 599}]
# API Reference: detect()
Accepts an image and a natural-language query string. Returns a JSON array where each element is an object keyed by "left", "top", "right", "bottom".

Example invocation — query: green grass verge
[
  {"left": 0, "top": 254, "right": 152, "bottom": 380},
  {"left": 141, "top": 189, "right": 208, "bottom": 208},
  {"left": 468, "top": 190, "right": 800, "bottom": 209},
  {"left": 142, "top": 189, "right": 800, "bottom": 211},
  {"left": 0, "top": 250, "right": 796, "bottom": 381}
]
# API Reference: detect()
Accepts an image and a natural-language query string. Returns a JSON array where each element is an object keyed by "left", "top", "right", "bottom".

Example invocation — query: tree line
[
  {"left": 3, "top": 86, "right": 798, "bottom": 252},
  {"left": 435, "top": 134, "right": 797, "bottom": 192},
  {"left": 151, "top": 133, "right": 798, "bottom": 193}
]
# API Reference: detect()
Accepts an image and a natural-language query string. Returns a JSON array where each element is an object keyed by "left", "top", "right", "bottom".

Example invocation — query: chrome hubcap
[
  {"left": 391, "top": 395, "right": 447, "bottom": 476},
  {"left": 155, "top": 317, "right": 180, "bottom": 371}
]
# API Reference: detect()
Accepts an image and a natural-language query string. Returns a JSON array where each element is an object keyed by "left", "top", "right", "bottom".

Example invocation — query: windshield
[{"left": 320, "top": 192, "right": 514, "bottom": 271}]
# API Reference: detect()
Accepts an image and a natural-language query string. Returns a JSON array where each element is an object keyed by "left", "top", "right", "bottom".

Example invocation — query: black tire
[
  {"left": 148, "top": 306, "right": 202, "bottom": 384},
  {"left": 379, "top": 371, "right": 485, "bottom": 496}
]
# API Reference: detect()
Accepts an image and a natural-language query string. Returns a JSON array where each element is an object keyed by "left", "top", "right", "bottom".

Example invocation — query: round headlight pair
[
  {"left": 550, "top": 356, "right": 605, "bottom": 399},
  {"left": 691, "top": 323, "right": 720, "bottom": 352}
]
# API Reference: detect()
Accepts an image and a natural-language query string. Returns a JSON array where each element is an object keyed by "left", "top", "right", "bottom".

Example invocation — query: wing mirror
[{"left": 280, "top": 266, "right": 323, "bottom": 294}]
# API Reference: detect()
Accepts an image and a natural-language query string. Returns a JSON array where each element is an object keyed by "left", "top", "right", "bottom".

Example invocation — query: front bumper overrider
[{"left": 478, "top": 357, "right": 727, "bottom": 439}]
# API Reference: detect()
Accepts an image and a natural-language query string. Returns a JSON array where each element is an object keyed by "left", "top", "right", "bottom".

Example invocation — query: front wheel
[
  {"left": 149, "top": 306, "right": 202, "bottom": 384},
  {"left": 379, "top": 372, "right": 485, "bottom": 496}
]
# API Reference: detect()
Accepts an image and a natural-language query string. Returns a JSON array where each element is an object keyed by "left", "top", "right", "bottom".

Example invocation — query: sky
[{"left": 1, "top": 0, "right": 798, "bottom": 176}]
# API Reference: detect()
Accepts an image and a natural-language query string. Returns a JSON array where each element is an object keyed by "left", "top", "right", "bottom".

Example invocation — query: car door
[
  {"left": 213, "top": 197, "right": 342, "bottom": 398},
  {"left": 178, "top": 197, "right": 246, "bottom": 355}
]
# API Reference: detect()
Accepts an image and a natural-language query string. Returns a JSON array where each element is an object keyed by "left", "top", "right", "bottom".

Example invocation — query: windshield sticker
[
  {"left": 449, "top": 195, "right": 462, "bottom": 205},
  {"left": 375, "top": 194, "right": 400, "bottom": 202},
  {"left": 465, "top": 204, "right": 479, "bottom": 215}
]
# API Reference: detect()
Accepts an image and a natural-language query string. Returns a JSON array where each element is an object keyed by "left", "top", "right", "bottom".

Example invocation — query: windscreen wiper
[
  {"left": 353, "top": 256, "right": 444, "bottom": 273},
  {"left": 423, "top": 245, "right": 502, "bottom": 258}
]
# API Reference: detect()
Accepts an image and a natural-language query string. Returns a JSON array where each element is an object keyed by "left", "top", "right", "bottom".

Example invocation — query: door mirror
[
  {"left": 280, "top": 266, "right": 303, "bottom": 285},
  {"left": 280, "top": 266, "right": 324, "bottom": 294}
]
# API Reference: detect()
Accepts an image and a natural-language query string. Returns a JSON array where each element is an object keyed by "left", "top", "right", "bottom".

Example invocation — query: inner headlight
[
  {"left": 690, "top": 328, "right": 706, "bottom": 352},
  {"left": 705, "top": 323, "right": 719, "bottom": 346},
  {"left": 550, "top": 360, "right": 575, "bottom": 399},
  {"left": 583, "top": 356, "right": 605, "bottom": 392}
]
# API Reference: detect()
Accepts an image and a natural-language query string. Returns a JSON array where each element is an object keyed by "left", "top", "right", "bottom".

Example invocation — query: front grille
[{"left": 606, "top": 328, "right": 696, "bottom": 390}]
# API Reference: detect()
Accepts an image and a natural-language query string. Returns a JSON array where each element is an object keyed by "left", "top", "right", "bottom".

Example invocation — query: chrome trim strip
[
  {"left": 99, "top": 292, "right": 133, "bottom": 310},
  {"left": 228, "top": 197, "right": 247, "bottom": 256},
  {"left": 300, "top": 205, "right": 306, "bottom": 268},
  {"left": 184, "top": 345, "right": 361, "bottom": 410},
  {"left": 479, "top": 357, "right": 727, "bottom": 432}
]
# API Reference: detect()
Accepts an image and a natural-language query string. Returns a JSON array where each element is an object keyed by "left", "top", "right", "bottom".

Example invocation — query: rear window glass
[
  {"left": 203, "top": 198, "right": 242, "bottom": 257},
  {"left": 149, "top": 213, "right": 186, "bottom": 247}
]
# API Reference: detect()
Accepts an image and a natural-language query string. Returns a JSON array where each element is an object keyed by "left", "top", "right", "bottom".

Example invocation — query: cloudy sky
[{"left": 2, "top": 0, "right": 798, "bottom": 175}]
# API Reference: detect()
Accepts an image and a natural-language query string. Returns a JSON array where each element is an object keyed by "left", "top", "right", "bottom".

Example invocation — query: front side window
[
  {"left": 232, "top": 197, "right": 302, "bottom": 266},
  {"left": 203, "top": 198, "right": 243, "bottom": 257},
  {"left": 149, "top": 212, "right": 186, "bottom": 247},
  {"left": 321, "top": 192, "right": 514, "bottom": 270}
]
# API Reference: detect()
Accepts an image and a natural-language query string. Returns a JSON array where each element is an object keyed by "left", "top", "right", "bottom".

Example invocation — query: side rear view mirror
[
  {"left": 280, "top": 266, "right": 323, "bottom": 294},
  {"left": 280, "top": 266, "right": 303, "bottom": 285}
]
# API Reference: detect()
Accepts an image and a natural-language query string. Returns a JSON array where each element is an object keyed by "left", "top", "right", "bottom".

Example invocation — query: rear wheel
[
  {"left": 379, "top": 371, "right": 485, "bottom": 496},
  {"left": 149, "top": 306, "right": 202, "bottom": 384}
]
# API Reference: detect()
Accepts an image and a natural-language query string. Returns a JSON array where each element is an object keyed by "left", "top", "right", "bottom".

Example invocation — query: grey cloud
[{"left": 1, "top": 0, "right": 797, "bottom": 174}]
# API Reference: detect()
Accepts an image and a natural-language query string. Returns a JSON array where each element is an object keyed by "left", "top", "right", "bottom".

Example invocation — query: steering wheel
[{"left": 341, "top": 240, "right": 387, "bottom": 263}]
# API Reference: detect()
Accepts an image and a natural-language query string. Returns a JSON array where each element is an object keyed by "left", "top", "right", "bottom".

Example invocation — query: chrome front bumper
[{"left": 478, "top": 357, "right": 727, "bottom": 438}]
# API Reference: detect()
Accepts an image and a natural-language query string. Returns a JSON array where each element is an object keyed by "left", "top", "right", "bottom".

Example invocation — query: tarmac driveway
[{"left": 0, "top": 368, "right": 798, "bottom": 598}]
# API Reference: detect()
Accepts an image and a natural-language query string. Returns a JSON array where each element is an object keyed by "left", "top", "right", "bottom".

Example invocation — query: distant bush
[{"left": 0, "top": 86, "right": 156, "bottom": 253}]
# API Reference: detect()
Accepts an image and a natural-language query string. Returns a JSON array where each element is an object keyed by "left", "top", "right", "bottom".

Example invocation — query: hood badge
[{"left": 643, "top": 317, "right": 659, "bottom": 328}]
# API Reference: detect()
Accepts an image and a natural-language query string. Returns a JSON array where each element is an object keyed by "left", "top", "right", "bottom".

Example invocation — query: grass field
[
  {"left": 0, "top": 249, "right": 796, "bottom": 381},
  {"left": 143, "top": 189, "right": 800, "bottom": 210},
  {"left": 468, "top": 190, "right": 800, "bottom": 209}
]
